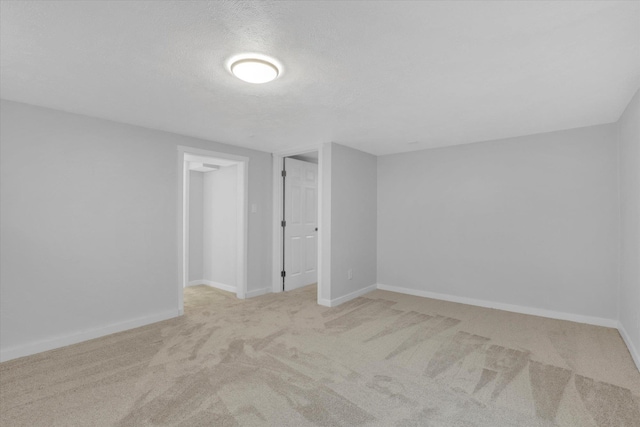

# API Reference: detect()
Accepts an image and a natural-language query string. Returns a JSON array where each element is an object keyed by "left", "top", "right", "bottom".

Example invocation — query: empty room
[{"left": 1, "top": 1, "right": 639, "bottom": 426}]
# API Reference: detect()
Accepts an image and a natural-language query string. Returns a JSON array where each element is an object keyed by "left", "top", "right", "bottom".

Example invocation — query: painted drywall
[
  {"left": 0, "top": 100, "right": 272, "bottom": 361},
  {"left": 318, "top": 144, "right": 332, "bottom": 303},
  {"left": 329, "top": 143, "right": 377, "bottom": 302},
  {"left": 618, "top": 89, "right": 640, "bottom": 367},
  {"left": 203, "top": 165, "right": 238, "bottom": 288},
  {"left": 378, "top": 124, "right": 620, "bottom": 322},
  {"left": 188, "top": 171, "right": 204, "bottom": 282}
]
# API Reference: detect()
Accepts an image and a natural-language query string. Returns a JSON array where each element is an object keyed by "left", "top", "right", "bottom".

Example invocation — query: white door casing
[
  {"left": 177, "top": 146, "right": 249, "bottom": 312},
  {"left": 284, "top": 157, "right": 318, "bottom": 290}
]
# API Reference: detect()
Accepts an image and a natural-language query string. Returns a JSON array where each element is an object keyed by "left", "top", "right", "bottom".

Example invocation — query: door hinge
[
  {"left": 281, "top": 271, "right": 286, "bottom": 278},
  {"left": 281, "top": 170, "right": 287, "bottom": 177},
  {"left": 281, "top": 220, "right": 286, "bottom": 227}
]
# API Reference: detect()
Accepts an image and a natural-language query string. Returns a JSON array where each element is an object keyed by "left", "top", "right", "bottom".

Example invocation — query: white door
[{"left": 284, "top": 157, "right": 318, "bottom": 291}]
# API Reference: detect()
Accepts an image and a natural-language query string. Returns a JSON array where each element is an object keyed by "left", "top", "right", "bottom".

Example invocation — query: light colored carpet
[{"left": 1, "top": 284, "right": 639, "bottom": 426}]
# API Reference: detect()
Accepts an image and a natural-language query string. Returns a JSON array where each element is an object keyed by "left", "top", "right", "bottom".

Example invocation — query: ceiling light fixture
[{"left": 230, "top": 57, "right": 280, "bottom": 84}]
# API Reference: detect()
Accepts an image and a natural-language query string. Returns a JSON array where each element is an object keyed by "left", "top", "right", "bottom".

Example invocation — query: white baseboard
[
  {"left": 245, "top": 287, "right": 271, "bottom": 299},
  {"left": 190, "top": 280, "right": 236, "bottom": 294},
  {"left": 319, "top": 284, "right": 377, "bottom": 308},
  {"left": 0, "top": 309, "right": 180, "bottom": 363},
  {"left": 618, "top": 322, "right": 640, "bottom": 373},
  {"left": 190, "top": 280, "right": 268, "bottom": 299},
  {"left": 318, "top": 298, "right": 331, "bottom": 307},
  {"left": 376, "top": 284, "right": 618, "bottom": 329}
]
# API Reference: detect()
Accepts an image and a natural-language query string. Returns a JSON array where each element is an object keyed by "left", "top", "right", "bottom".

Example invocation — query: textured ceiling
[{"left": 1, "top": 1, "right": 639, "bottom": 155}]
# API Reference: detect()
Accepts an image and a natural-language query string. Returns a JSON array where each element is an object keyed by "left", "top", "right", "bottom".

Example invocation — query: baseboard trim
[
  {"left": 319, "top": 284, "right": 377, "bottom": 307},
  {"left": 376, "top": 284, "right": 618, "bottom": 328},
  {"left": 190, "top": 280, "right": 236, "bottom": 294},
  {"left": 318, "top": 298, "right": 331, "bottom": 307},
  {"left": 191, "top": 281, "right": 268, "bottom": 299},
  {"left": 0, "top": 309, "right": 180, "bottom": 363},
  {"left": 245, "top": 287, "right": 271, "bottom": 299},
  {"left": 618, "top": 322, "right": 640, "bottom": 372},
  {"left": 187, "top": 280, "right": 205, "bottom": 287}
]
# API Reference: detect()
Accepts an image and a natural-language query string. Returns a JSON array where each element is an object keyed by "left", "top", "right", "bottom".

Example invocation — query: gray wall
[
  {"left": 618, "top": 89, "right": 640, "bottom": 361},
  {"left": 2, "top": 96, "right": 635, "bottom": 362},
  {"left": 378, "top": 124, "right": 620, "bottom": 320},
  {"left": 329, "top": 143, "right": 377, "bottom": 300},
  {"left": 0, "top": 100, "right": 272, "bottom": 358},
  {"left": 319, "top": 144, "right": 333, "bottom": 302},
  {"left": 188, "top": 171, "right": 204, "bottom": 282},
  {"left": 203, "top": 165, "right": 238, "bottom": 288}
]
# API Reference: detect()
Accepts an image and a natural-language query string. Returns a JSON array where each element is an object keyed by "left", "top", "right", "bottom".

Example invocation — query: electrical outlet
[{"left": 348, "top": 269, "right": 353, "bottom": 280}]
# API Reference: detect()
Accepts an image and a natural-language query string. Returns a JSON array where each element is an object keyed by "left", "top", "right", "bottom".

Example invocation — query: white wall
[
  {"left": 327, "top": 143, "right": 377, "bottom": 303},
  {"left": 618, "top": 89, "right": 640, "bottom": 368},
  {"left": 203, "top": 165, "right": 237, "bottom": 289},
  {"left": 188, "top": 171, "right": 204, "bottom": 282},
  {"left": 378, "top": 124, "right": 620, "bottom": 323},
  {"left": 0, "top": 100, "right": 272, "bottom": 361},
  {"left": 319, "top": 144, "right": 332, "bottom": 303}
]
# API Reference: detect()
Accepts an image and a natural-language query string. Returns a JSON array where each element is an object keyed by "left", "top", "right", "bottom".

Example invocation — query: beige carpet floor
[{"left": 1, "top": 284, "right": 639, "bottom": 426}]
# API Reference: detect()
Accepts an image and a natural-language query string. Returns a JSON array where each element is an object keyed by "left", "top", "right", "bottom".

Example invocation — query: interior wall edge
[
  {"left": 187, "top": 280, "right": 206, "bottom": 287},
  {"left": 245, "top": 287, "right": 271, "bottom": 299},
  {"left": 320, "top": 283, "right": 377, "bottom": 308},
  {"left": 618, "top": 321, "right": 640, "bottom": 373},
  {"left": 189, "top": 280, "right": 236, "bottom": 294},
  {"left": 376, "top": 284, "right": 618, "bottom": 329},
  {"left": 0, "top": 308, "right": 180, "bottom": 363},
  {"left": 615, "top": 87, "right": 640, "bottom": 373}
]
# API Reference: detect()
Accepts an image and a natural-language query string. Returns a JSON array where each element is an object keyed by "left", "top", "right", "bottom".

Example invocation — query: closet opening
[{"left": 177, "top": 147, "right": 249, "bottom": 314}]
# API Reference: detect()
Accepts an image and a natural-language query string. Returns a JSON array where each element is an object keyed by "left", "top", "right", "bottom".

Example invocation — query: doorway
[
  {"left": 282, "top": 154, "right": 319, "bottom": 291},
  {"left": 272, "top": 146, "right": 326, "bottom": 302},
  {"left": 177, "top": 146, "right": 249, "bottom": 314}
]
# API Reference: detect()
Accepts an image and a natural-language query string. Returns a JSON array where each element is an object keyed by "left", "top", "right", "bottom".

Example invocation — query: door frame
[
  {"left": 177, "top": 146, "right": 249, "bottom": 315},
  {"left": 271, "top": 144, "right": 330, "bottom": 305}
]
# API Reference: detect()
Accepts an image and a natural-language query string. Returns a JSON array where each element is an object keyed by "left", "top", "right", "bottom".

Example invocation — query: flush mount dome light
[{"left": 230, "top": 57, "right": 279, "bottom": 84}]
